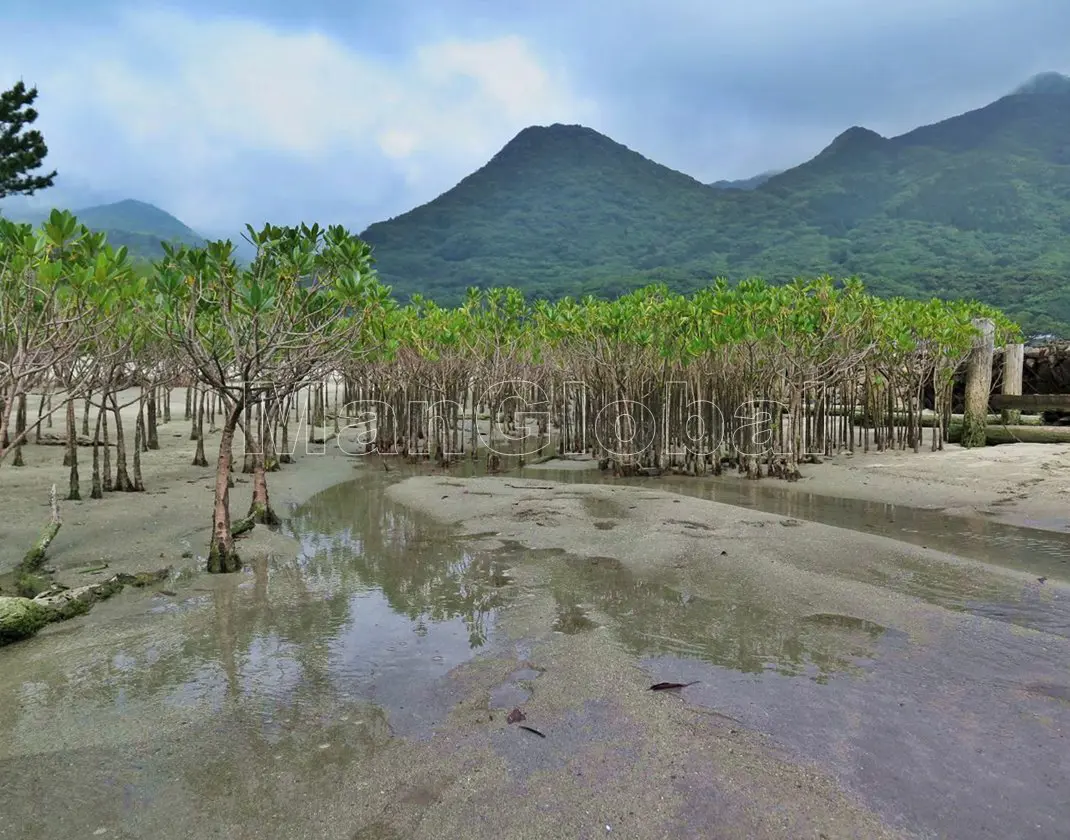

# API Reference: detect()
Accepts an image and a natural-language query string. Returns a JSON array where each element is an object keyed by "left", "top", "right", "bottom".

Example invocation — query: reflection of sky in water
[{"left": 326, "top": 589, "right": 483, "bottom": 718}]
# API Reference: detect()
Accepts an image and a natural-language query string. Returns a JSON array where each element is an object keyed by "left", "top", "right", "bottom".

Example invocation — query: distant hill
[
  {"left": 0, "top": 199, "right": 205, "bottom": 260},
  {"left": 361, "top": 72, "right": 1070, "bottom": 332},
  {"left": 361, "top": 124, "right": 792, "bottom": 302},
  {"left": 708, "top": 171, "right": 780, "bottom": 190}
]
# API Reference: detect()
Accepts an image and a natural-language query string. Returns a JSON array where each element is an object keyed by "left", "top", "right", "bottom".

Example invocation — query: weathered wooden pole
[
  {"left": 962, "top": 318, "right": 995, "bottom": 448},
  {"left": 1000, "top": 343, "right": 1024, "bottom": 425}
]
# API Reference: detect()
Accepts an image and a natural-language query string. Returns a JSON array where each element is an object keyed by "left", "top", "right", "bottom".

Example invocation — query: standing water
[{"left": 0, "top": 475, "right": 514, "bottom": 838}]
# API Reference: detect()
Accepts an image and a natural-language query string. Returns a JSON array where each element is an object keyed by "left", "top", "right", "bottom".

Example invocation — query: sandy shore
[
  {"left": 790, "top": 443, "right": 1070, "bottom": 531},
  {"left": 0, "top": 389, "right": 364, "bottom": 586},
  {"left": 527, "top": 442, "right": 1070, "bottom": 532}
]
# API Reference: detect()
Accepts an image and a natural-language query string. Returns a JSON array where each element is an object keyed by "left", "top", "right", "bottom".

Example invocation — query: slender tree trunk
[
  {"left": 208, "top": 403, "right": 244, "bottom": 573},
  {"left": 248, "top": 406, "right": 280, "bottom": 525},
  {"left": 82, "top": 392, "right": 92, "bottom": 437},
  {"left": 185, "top": 385, "right": 193, "bottom": 421},
  {"left": 139, "top": 391, "right": 149, "bottom": 453},
  {"left": 279, "top": 416, "right": 292, "bottom": 464},
  {"left": 12, "top": 393, "right": 27, "bottom": 467},
  {"left": 264, "top": 401, "right": 280, "bottom": 471},
  {"left": 91, "top": 403, "right": 104, "bottom": 499},
  {"left": 333, "top": 377, "right": 340, "bottom": 434},
  {"left": 33, "top": 391, "right": 43, "bottom": 444},
  {"left": 62, "top": 398, "right": 73, "bottom": 468},
  {"left": 147, "top": 387, "right": 160, "bottom": 449},
  {"left": 242, "top": 399, "right": 255, "bottom": 473},
  {"left": 111, "top": 392, "right": 135, "bottom": 491},
  {"left": 66, "top": 397, "right": 80, "bottom": 500},
  {"left": 190, "top": 385, "right": 200, "bottom": 440},
  {"left": 162, "top": 386, "right": 171, "bottom": 423},
  {"left": 133, "top": 400, "right": 146, "bottom": 491},
  {"left": 101, "top": 398, "right": 113, "bottom": 492},
  {"left": 192, "top": 388, "right": 209, "bottom": 466}
]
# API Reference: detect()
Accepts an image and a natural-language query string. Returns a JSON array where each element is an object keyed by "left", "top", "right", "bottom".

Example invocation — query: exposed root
[{"left": 19, "top": 484, "right": 61, "bottom": 573}]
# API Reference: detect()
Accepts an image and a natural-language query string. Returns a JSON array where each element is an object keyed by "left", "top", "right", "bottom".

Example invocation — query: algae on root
[
  {"left": 14, "top": 573, "right": 50, "bottom": 598},
  {"left": 0, "top": 597, "right": 52, "bottom": 645},
  {"left": 18, "top": 483, "right": 62, "bottom": 574},
  {"left": 0, "top": 567, "right": 173, "bottom": 647}
]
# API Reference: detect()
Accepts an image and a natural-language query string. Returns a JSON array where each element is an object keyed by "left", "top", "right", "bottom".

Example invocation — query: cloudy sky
[{"left": 1, "top": 0, "right": 1068, "bottom": 238}]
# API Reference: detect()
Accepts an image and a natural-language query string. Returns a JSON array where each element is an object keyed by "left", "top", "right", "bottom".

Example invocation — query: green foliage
[
  {"left": 0, "top": 81, "right": 55, "bottom": 199},
  {"left": 361, "top": 83, "right": 1070, "bottom": 334},
  {"left": 362, "top": 275, "right": 1017, "bottom": 373},
  {"left": 0, "top": 208, "right": 137, "bottom": 462}
]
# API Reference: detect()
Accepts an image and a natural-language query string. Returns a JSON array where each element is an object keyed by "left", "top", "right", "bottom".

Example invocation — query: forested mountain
[{"left": 361, "top": 72, "right": 1070, "bottom": 332}]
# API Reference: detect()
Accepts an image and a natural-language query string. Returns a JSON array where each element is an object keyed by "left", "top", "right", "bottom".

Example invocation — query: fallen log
[
  {"left": 0, "top": 567, "right": 171, "bottom": 646},
  {"left": 838, "top": 411, "right": 1041, "bottom": 428},
  {"left": 0, "top": 597, "right": 52, "bottom": 644},
  {"left": 945, "top": 424, "right": 1070, "bottom": 445}
]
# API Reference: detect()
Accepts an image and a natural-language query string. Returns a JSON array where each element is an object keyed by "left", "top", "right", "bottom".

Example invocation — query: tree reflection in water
[{"left": 282, "top": 478, "right": 513, "bottom": 649}]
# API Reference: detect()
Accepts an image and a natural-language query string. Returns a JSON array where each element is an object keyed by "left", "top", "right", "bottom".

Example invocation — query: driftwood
[{"left": 32, "top": 568, "right": 171, "bottom": 611}]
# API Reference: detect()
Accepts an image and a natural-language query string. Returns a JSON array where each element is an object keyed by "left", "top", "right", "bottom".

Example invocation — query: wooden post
[
  {"left": 1000, "top": 343, "right": 1024, "bottom": 425},
  {"left": 962, "top": 318, "right": 995, "bottom": 448}
]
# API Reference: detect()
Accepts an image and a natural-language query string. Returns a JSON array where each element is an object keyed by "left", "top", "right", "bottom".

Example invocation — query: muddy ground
[{"left": 0, "top": 402, "right": 1068, "bottom": 839}]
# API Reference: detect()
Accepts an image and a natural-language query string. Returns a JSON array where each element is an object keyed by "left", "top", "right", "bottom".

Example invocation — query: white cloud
[{"left": 0, "top": 8, "right": 596, "bottom": 231}]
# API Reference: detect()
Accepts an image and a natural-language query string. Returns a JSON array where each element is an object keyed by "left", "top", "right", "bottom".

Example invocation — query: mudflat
[{"left": 0, "top": 410, "right": 1068, "bottom": 839}]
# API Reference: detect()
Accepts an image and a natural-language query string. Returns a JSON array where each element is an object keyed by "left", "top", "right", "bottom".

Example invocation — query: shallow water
[
  {"left": 523, "top": 466, "right": 1070, "bottom": 581},
  {"left": 530, "top": 542, "right": 902, "bottom": 680},
  {"left": 0, "top": 474, "right": 516, "bottom": 838},
  {"left": 1, "top": 466, "right": 1069, "bottom": 840}
]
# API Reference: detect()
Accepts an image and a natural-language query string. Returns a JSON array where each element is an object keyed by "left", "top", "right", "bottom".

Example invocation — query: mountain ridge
[
  {"left": 3, "top": 72, "right": 1070, "bottom": 329},
  {"left": 360, "top": 71, "right": 1070, "bottom": 331},
  {"left": 709, "top": 171, "right": 780, "bottom": 190}
]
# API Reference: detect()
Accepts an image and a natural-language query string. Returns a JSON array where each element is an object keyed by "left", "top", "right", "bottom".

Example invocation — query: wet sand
[
  {"left": 1, "top": 416, "right": 1069, "bottom": 839},
  {"left": 386, "top": 474, "right": 1070, "bottom": 839},
  {"left": 785, "top": 443, "right": 1070, "bottom": 532},
  {"left": 526, "top": 443, "right": 1070, "bottom": 533},
  {"left": 0, "top": 390, "right": 361, "bottom": 586}
]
